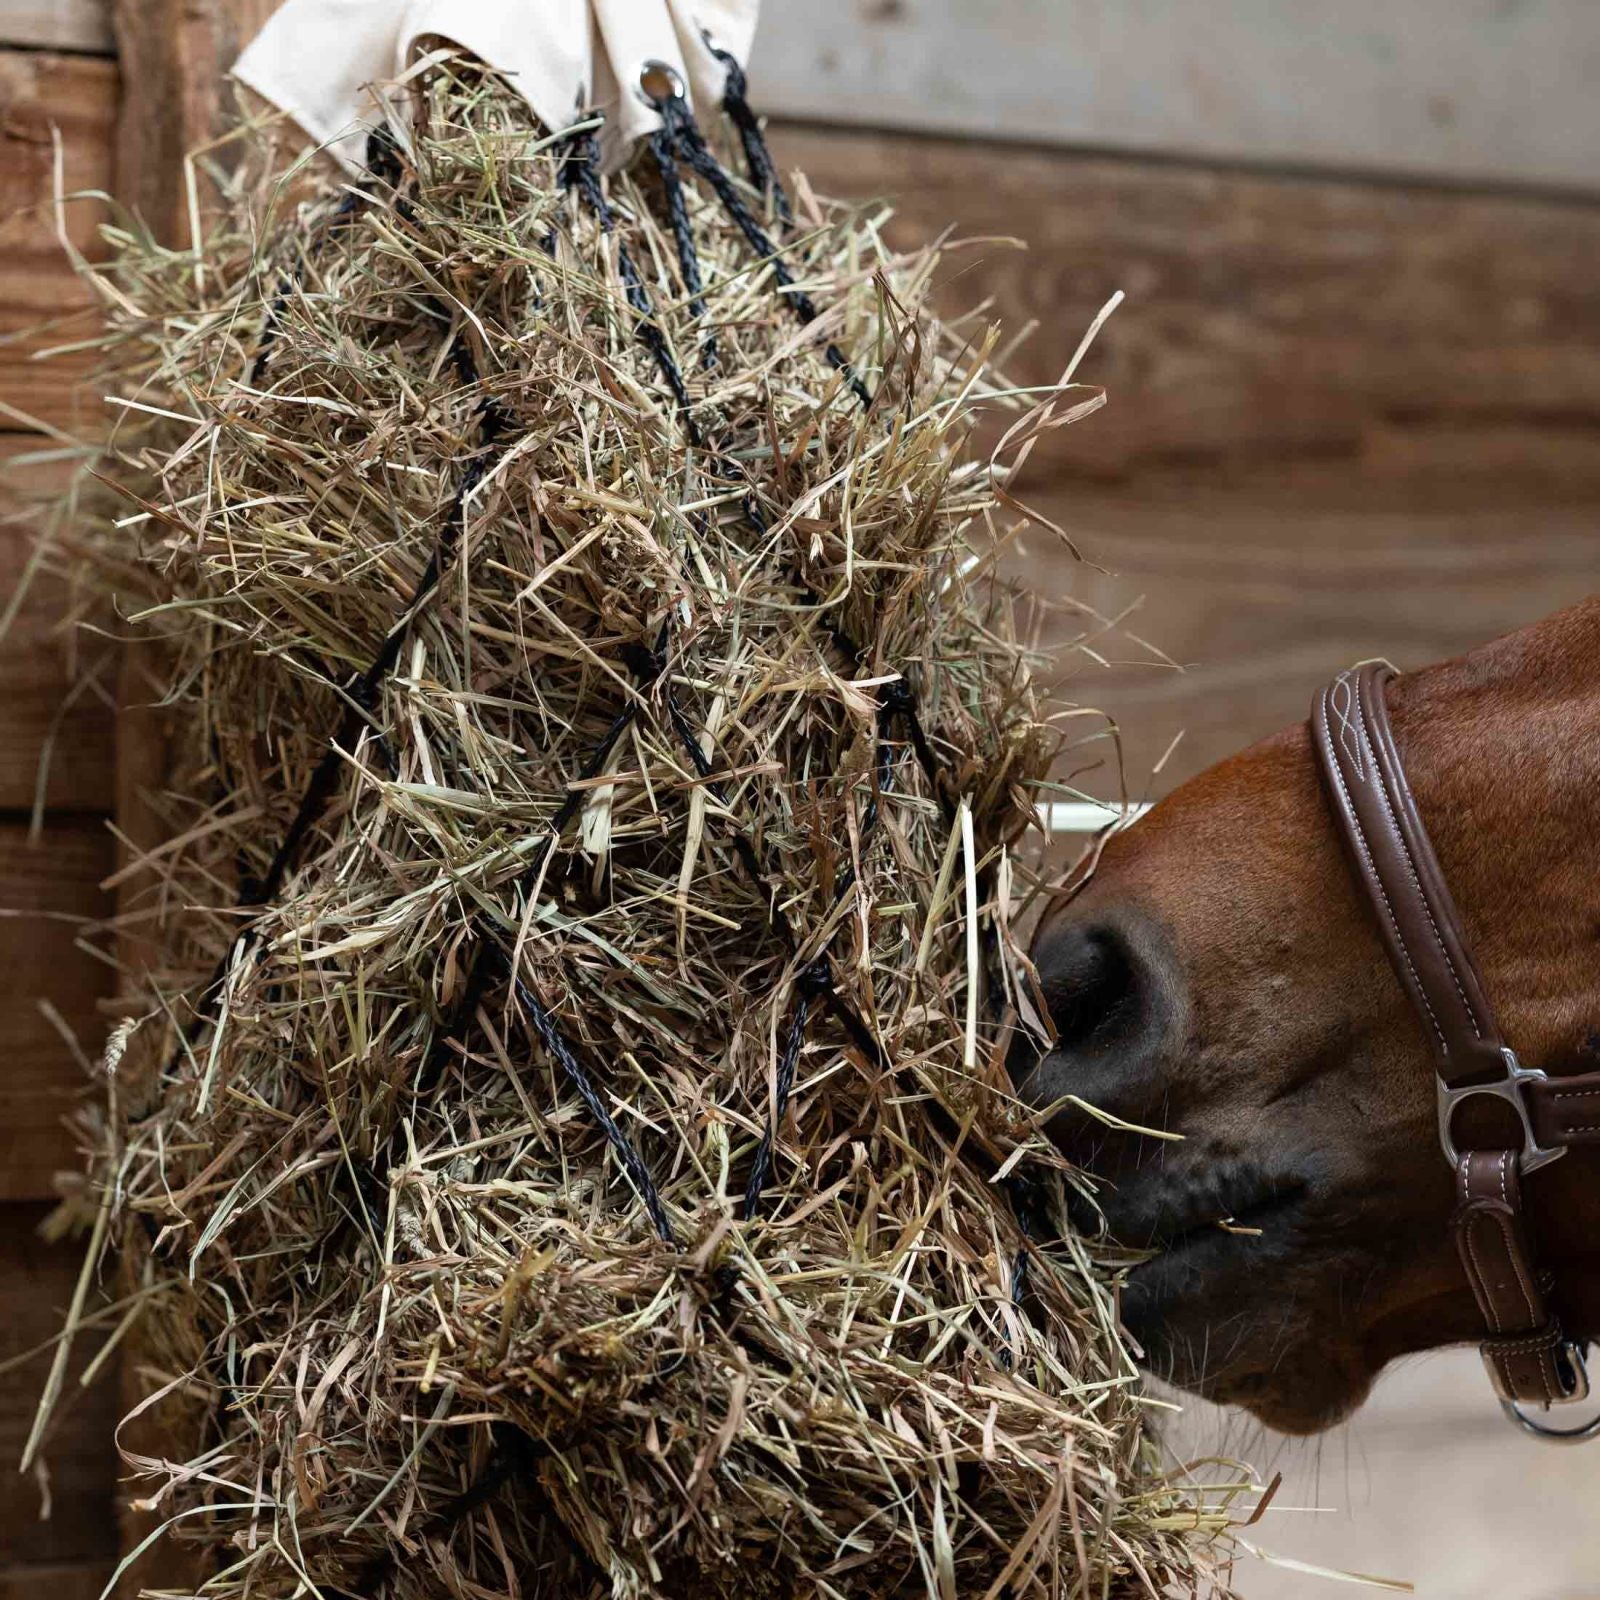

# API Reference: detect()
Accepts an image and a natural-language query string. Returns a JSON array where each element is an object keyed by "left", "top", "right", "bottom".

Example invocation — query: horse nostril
[
  {"left": 1014, "top": 909, "right": 1183, "bottom": 1151},
  {"left": 1040, "top": 923, "right": 1141, "bottom": 1055}
]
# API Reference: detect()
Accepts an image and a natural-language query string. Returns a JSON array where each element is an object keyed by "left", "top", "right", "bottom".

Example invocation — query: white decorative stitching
[
  {"left": 1462, "top": 1213, "right": 1505, "bottom": 1334},
  {"left": 1329, "top": 670, "right": 1366, "bottom": 782},
  {"left": 1459, "top": 1154, "right": 1555, "bottom": 1403},
  {"left": 1318, "top": 688, "right": 1448, "bottom": 1052},
  {"left": 1489, "top": 1332, "right": 1562, "bottom": 1353},
  {"left": 1489, "top": 1204, "right": 1542, "bottom": 1330},
  {"left": 1350, "top": 672, "right": 1485, "bottom": 1045}
]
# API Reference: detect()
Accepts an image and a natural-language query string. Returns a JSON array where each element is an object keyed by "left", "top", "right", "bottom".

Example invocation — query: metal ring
[
  {"left": 1502, "top": 1398, "right": 1600, "bottom": 1444},
  {"left": 1436, "top": 1047, "right": 1566, "bottom": 1174},
  {"left": 635, "top": 59, "right": 685, "bottom": 108}
]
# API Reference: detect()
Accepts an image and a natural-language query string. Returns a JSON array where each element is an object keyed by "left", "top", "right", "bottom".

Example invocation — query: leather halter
[{"left": 1313, "top": 663, "right": 1600, "bottom": 1440}]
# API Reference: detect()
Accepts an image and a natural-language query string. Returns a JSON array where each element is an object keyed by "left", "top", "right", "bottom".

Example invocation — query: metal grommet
[{"left": 636, "top": 59, "right": 685, "bottom": 108}]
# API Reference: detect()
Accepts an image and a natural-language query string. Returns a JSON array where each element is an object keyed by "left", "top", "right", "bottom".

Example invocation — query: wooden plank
[
  {"left": 0, "top": 51, "right": 116, "bottom": 435},
  {"left": 1019, "top": 482, "right": 1600, "bottom": 794},
  {"left": 768, "top": 125, "right": 1600, "bottom": 788},
  {"left": 753, "top": 0, "right": 1600, "bottom": 194},
  {"left": 0, "top": 1206, "right": 120, "bottom": 1575},
  {"left": 0, "top": 2, "right": 114, "bottom": 55},
  {"left": 0, "top": 437, "right": 117, "bottom": 814},
  {"left": 7, "top": 122, "right": 1600, "bottom": 819},
  {"left": 105, "top": 6, "right": 260, "bottom": 1586},
  {"left": 111, "top": 0, "right": 276, "bottom": 242},
  {"left": 0, "top": 1564, "right": 115, "bottom": 1600},
  {"left": 0, "top": 818, "right": 114, "bottom": 1202},
  {"left": 777, "top": 124, "right": 1600, "bottom": 490}
]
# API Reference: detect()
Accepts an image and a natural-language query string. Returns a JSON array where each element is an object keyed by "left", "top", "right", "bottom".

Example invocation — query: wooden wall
[
  {"left": 0, "top": 29, "right": 121, "bottom": 1595},
  {"left": 753, "top": 0, "right": 1600, "bottom": 193},
  {"left": 0, "top": 2, "right": 1596, "bottom": 1591},
  {"left": 779, "top": 127, "right": 1600, "bottom": 791}
]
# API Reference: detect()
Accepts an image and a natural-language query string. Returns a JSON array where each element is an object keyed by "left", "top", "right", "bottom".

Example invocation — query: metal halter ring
[
  {"left": 1499, "top": 1342, "right": 1600, "bottom": 1443},
  {"left": 1504, "top": 1402, "right": 1600, "bottom": 1443},
  {"left": 1436, "top": 1047, "right": 1567, "bottom": 1174}
]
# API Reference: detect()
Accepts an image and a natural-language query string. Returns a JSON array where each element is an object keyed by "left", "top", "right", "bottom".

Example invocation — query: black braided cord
[
  {"left": 156, "top": 137, "right": 507, "bottom": 1088},
  {"left": 708, "top": 44, "right": 793, "bottom": 230},
  {"left": 696, "top": 62, "right": 1039, "bottom": 1318},
  {"left": 650, "top": 85, "right": 872, "bottom": 411},
  {"left": 251, "top": 127, "right": 406, "bottom": 387},
  {"left": 648, "top": 126, "right": 718, "bottom": 370}
]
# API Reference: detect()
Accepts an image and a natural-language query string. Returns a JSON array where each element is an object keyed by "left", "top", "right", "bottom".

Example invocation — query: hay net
[{"left": 60, "top": 53, "right": 1238, "bottom": 1600}]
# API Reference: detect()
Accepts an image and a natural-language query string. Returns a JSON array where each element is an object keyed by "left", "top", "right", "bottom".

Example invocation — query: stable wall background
[{"left": 0, "top": 3, "right": 1595, "bottom": 1595}]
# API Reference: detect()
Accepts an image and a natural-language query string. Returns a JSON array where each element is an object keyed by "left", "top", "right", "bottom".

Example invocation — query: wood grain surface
[
  {"left": 0, "top": 818, "right": 114, "bottom": 1202},
  {"left": 111, "top": 0, "right": 278, "bottom": 242},
  {"left": 778, "top": 123, "right": 1600, "bottom": 789},
  {"left": 0, "top": 14, "right": 123, "bottom": 1592},
  {"left": 0, "top": 441, "right": 117, "bottom": 815},
  {"left": 753, "top": 0, "right": 1600, "bottom": 195},
  {"left": 0, "top": 1206, "right": 120, "bottom": 1580},
  {"left": 0, "top": 53, "right": 115, "bottom": 435},
  {"left": 0, "top": 1, "right": 111, "bottom": 53}
]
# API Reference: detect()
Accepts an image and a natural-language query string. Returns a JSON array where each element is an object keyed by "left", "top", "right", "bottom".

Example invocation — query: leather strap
[
  {"left": 1528, "top": 1074, "right": 1600, "bottom": 1147},
  {"left": 1313, "top": 663, "right": 1504, "bottom": 1089},
  {"left": 1312, "top": 664, "right": 1582, "bottom": 1408},
  {"left": 1456, "top": 1151, "right": 1571, "bottom": 1405}
]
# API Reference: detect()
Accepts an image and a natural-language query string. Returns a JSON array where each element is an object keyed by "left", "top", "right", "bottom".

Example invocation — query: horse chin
[
  {"left": 1203, "top": 1357, "right": 1374, "bottom": 1436},
  {"left": 1132, "top": 1321, "right": 1376, "bottom": 1434},
  {"left": 1120, "top": 1239, "right": 1380, "bottom": 1435}
]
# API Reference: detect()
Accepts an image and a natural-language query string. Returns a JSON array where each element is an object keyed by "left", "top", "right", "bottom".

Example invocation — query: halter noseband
[{"left": 1313, "top": 662, "right": 1600, "bottom": 1441}]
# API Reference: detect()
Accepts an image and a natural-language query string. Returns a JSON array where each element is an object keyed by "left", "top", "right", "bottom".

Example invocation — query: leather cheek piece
[
  {"left": 1312, "top": 663, "right": 1505, "bottom": 1082},
  {"left": 1453, "top": 1195, "right": 1546, "bottom": 1336},
  {"left": 1313, "top": 665, "right": 1588, "bottom": 1413},
  {"left": 1452, "top": 1151, "right": 1573, "bottom": 1407}
]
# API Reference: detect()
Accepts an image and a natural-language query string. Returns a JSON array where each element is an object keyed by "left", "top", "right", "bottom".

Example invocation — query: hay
[{"left": 47, "top": 58, "right": 1242, "bottom": 1598}]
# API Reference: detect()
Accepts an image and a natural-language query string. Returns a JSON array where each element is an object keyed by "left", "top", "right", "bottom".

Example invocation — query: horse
[{"left": 1014, "top": 595, "right": 1600, "bottom": 1436}]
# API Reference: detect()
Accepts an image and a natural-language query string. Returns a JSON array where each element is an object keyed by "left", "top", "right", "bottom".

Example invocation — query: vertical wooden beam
[{"left": 111, "top": 0, "right": 277, "bottom": 241}]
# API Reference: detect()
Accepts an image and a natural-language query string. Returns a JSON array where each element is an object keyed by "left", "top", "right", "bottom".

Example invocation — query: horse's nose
[{"left": 1013, "top": 907, "right": 1184, "bottom": 1159}]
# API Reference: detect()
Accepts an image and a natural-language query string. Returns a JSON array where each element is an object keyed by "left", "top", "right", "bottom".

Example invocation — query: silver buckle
[
  {"left": 1502, "top": 1343, "right": 1600, "bottom": 1442},
  {"left": 1437, "top": 1046, "right": 1566, "bottom": 1174}
]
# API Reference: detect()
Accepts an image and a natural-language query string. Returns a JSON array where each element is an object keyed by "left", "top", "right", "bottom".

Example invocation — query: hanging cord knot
[
  {"left": 619, "top": 636, "right": 666, "bottom": 682},
  {"left": 708, "top": 38, "right": 793, "bottom": 231},
  {"left": 999, "top": 1173, "right": 1047, "bottom": 1368},
  {"left": 363, "top": 123, "right": 406, "bottom": 190},
  {"left": 797, "top": 957, "right": 834, "bottom": 1002},
  {"left": 881, "top": 676, "right": 917, "bottom": 719},
  {"left": 644, "top": 71, "right": 872, "bottom": 412}
]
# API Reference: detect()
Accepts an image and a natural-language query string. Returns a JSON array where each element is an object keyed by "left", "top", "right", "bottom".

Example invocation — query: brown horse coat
[{"left": 1020, "top": 597, "right": 1600, "bottom": 1432}]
